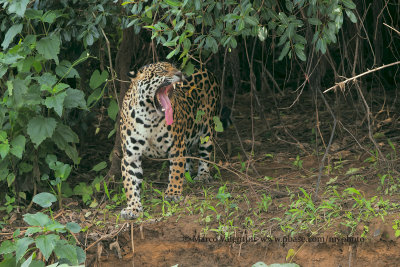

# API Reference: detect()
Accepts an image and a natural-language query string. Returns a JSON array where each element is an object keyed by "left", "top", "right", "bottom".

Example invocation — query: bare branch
[{"left": 323, "top": 61, "right": 400, "bottom": 93}]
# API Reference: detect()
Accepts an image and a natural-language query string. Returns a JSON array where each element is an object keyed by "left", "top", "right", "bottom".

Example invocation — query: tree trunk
[{"left": 106, "top": 26, "right": 137, "bottom": 179}]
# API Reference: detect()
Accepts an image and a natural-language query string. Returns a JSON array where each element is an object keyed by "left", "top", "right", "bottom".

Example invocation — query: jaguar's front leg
[
  {"left": 120, "top": 152, "right": 144, "bottom": 220},
  {"left": 165, "top": 143, "right": 186, "bottom": 202}
]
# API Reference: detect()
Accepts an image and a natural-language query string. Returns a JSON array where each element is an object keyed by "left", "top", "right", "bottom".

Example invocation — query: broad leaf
[
  {"left": 10, "top": 135, "right": 26, "bottom": 159},
  {"left": 213, "top": 116, "right": 224, "bottom": 132},
  {"left": 65, "top": 145, "right": 80, "bottom": 164},
  {"left": 27, "top": 116, "right": 57, "bottom": 147},
  {"left": 66, "top": 222, "right": 81, "bottom": 233},
  {"left": 107, "top": 99, "right": 119, "bottom": 121},
  {"left": 15, "top": 237, "right": 34, "bottom": 263},
  {"left": 20, "top": 254, "right": 33, "bottom": 267},
  {"left": 1, "top": 24, "right": 23, "bottom": 50},
  {"left": 37, "top": 73, "right": 58, "bottom": 88},
  {"left": 54, "top": 241, "right": 78, "bottom": 265},
  {"left": 36, "top": 35, "right": 61, "bottom": 64},
  {"left": 92, "top": 161, "right": 107, "bottom": 172},
  {"left": 55, "top": 60, "right": 80, "bottom": 79},
  {"left": 45, "top": 92, "right": 67, "bottom": 117},
  {"left": 0, "top": 143, "right": 10, "bottom": 159},
  {"left": 55, "top": 124, "right": 79, "bottom": 144},
  {"left": 35, "top": 234, "right": 59, "bottom": 261},
  {"left": 0, "top": 240, "right": 15, "bottom": 255},
  {"left": 89, "top": 70, "right": 108, "bottom": 89},
  {"left": 23, "top": 212, "right": 50, "bottom": 227},
  {"left": 64, "top": 88, "right": 87, "bottom": 109},
  {"left": 7, "top": 0, "right": 29, "bottom": 17},
  {"left": 32, "top": 192, "right": 57, "bottom": 208}
]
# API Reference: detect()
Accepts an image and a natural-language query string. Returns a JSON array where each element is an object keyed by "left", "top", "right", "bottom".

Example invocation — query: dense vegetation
[{"left": 0, "top": 0, "right": 399, "bottom": 266}]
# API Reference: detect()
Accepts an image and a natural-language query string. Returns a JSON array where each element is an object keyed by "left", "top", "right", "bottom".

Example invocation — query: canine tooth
[{"left": 162, "top": 108, "right": 165, "bottom": 111}]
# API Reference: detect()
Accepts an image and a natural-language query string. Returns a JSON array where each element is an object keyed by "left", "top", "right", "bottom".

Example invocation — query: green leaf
[
  {"left": 23, "top": 212, "right": 51, "bottom": 227},
  {"left": 32, "top": 192, "right": 57, "bottom": 208},
  {"left": 1, "top": 24, "right": 23, "bottom": 50},
  {"left": 342, "top": 0, "right": 356, "bottom": 9},
  {"left": 107, "top": 99, "right": 119, "bottom": 121},
  {"left": 345, "top": 168, "right": 360, "bottom": 175},
  {"left": 64, "top": 88, "right": 87, "bottom": 109},
  {"left": 37, "top": 73, "right": 58, "bottom": 88},
  {"left": 164, "top": 0, "right": 181, "bottom": 7},
  {"left": 92, "top": 161, "right": 107, "bottom": 172},
  {"left": 7, "top": 0, "right": 29, "bottom": 17},
  {"left": 184, "top": 172, "right": 193, "bottom": 183},
  {"left": 54, "top": 124, "right": 79, "bottom": 144},
  {"left": 54, "top": 241, "right": 78, "bottom": 265},
  {"left": 87, "top": 88, "right": 103, "bottom": 106},
  {"left": 0, "top": 240, "right": 15, "bottom": 255},
  {"left": 195, "top": 110, "right": 205, "bottom": 122},
  {"left": 55, "top": 60, "right": 80, "bottom": 79},
  {"left": 45, "top": 221, "right": 65, "bottom": 233},
  {"left": 21, "top": 253, "right": 33, "bottom": 267},
  {"left": 45, "top": 92, "right": 67, "bottom": 117},
  {"left": 73, "top": 183, "right": 93, "bottom": 203},
  {"left": 0, "top": 143, "right": 10, "bottom": 159},
  {"left": 66, "top": 222, "right": 81, "bottom": 233},
  {"left": 213, "top": 116, "right": 224, "bottom": 132},
  {"left": 36, "top": 35, "right": 61, "bottom": 64},
  {"left": 244, "top": 16, "right": 259, "bottom": 26},
  {"left": 16, "top": 237, "right": 34, "bottom": 263},
  {"left": 89, "top": 70, "right": 108, "bottom": 90},
  {"left": 278, "top": 42, "right": 291, "bottom": 60},
  {"left": 65, "top": 145, "right": 80, "bottom": 164},
  {"left": 295, "top": 44, "right": 306, "bottom": 61},
  {"left": 183, "top": 61, "right": 195, "bottom": 76},
  {"left": 345, "top": 10, "right": 357, "bottom": 23},
  {"left": 308, "top": 17, "right": 322, "bottom": 25},
  {"left": 7, "top": 173, "right": 15, "bottom": 187},
  {"left": 25, "top": 9, "right": 43, "bottom": 20},
  {"left": 41, "top": 10, "right": 62, "bottom": 24},
  {"left": 27, "top": 116, "right": 57, "bottom": 147},
  {"left": 55, "top": 163, "right": 71, "bottom": 181},
  {"left": 10, "top": 135, "right": 26, "bottom": 159},
  {"left": 0, "top": 131, "right": 7, "bottom": 142},
  {"left": 25, "top": 226, "right": 42, "bottom": 236},
  {"left": 35, "top": 234, "right": 59, "bottom": 261}
]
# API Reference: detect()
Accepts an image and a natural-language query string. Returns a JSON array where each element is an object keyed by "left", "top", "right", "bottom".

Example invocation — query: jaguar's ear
[{"left": 127, "top": 71, "right": 136, "bottom": 79}]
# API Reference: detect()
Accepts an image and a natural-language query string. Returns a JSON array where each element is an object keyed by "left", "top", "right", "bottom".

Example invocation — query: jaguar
[{"left": 120, "top": 62, "right": 221, "bottom": 219}]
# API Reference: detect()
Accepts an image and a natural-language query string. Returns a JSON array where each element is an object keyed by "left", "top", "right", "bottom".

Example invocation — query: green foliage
[
  {"left": 32, "top": 192, "right": 57, "bottom": 208},
  {"left": 0, "top": 0, "right": 120, "bottom": 202},
  {"left": 293, "top": 155, "right": 303, "bottom": 169},
  {"left": 125, "top": 0, "right": 357, "bottom": 68},
  {"left": 0, "top": 193, "right": 84, "bottom": 266}
]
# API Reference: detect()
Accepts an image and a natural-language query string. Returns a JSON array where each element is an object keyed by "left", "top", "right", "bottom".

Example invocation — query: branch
[
  {"left": 383, "top": 23, "right": 400, "bottom": 36},
  {"left": 323, "top": 61, "right": 400, "bottom": 93}
]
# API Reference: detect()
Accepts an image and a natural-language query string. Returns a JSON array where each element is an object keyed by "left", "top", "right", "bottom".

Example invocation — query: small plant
[
  {"left": 0, "top": 192, "right": 85, "bottom": 266},
  {"left": 392, "top": 219, "right": 400, "bottom": 238},
  {"left": 293, "top": 155, "right": 303, "bottom": 169},
  {"left": 0, "top": 194, "right": 17, "bottom": 214},
  {"left": 216, "top": 184, "right": 231, "bottom": 205},
  {"left": 257, "top": 194, "right": 272, "bottom": 213},
  {"left": 42, "top": 154, "right": 72, "bottom": 208},
  {"left": 237, "top": 153, "right": 246, "bottom": 172}
]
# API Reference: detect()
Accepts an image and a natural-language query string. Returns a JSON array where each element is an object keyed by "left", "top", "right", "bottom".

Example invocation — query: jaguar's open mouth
[{"left": 154, "top": 82, "right": 176, "bottom": 125}]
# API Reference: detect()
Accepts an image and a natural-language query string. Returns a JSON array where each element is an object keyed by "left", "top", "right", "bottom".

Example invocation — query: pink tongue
[{"left": 159, "top": 88, "right": 173, "bottom": 125}]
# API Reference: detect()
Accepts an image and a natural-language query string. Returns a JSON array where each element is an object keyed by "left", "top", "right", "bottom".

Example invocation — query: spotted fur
[{"left": 120, "top": 62, "right": 220, "bottom": 219}]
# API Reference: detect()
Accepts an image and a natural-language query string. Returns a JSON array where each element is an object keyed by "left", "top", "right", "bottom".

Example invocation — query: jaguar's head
[{"left": 129, "top": 62, "right": 183, "bottom": 125}]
